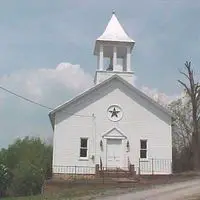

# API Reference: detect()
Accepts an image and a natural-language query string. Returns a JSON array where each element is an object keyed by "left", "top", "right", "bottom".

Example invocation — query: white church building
[{"left": 49, "top": 12, "right": 172, "bottom": 176}]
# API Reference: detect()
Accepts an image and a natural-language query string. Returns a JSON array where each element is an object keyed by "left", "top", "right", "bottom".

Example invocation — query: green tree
[
  {"left": 0, "top": 164, "right": 11, "bottom": 196},
  {"left": 0, "top": 136, "right": 52, "bottom": 196},
  {"left": 9, "top": 161, "right": 44, "bottom": 196}
]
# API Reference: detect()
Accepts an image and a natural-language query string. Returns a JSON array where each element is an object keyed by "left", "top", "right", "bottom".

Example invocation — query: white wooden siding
[{"left": 53, "top": 80, "right": 172, "bottom": 175}]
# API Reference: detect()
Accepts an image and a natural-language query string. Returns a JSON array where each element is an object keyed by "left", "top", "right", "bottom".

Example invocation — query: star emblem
[{"left": 109, "top": 107, "right": 120, "bottom": 118}]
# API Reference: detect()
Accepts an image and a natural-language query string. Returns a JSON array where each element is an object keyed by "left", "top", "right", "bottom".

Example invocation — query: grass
[
  {"left": 1, "top": 187, "right": 110, "bottom": 200},
  {"left": 2, "top": 174, "right": 200, "bottom": 200},
  {"left": 1, "top": 183, "right": 114, "bottom": 200},
  {"left": 1, "top": 196, "right": 42, "bottom": 200},
  {"left": 1, "top": 181, "right": 144, "bottom": 200}
]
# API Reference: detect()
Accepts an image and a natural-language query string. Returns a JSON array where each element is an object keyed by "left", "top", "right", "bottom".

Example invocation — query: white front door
[{"left": 107, "top": 139, "right": 122, "bottom": 168}]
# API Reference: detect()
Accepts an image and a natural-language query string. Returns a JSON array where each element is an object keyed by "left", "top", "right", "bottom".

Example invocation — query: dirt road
[{"left": 96, "top": 178, "right": 200, "bottom": 200}]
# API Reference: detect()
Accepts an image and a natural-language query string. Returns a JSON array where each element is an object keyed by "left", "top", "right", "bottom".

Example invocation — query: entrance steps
[{"left": 98, "top": 168, "right": 136, "bottom": 178}]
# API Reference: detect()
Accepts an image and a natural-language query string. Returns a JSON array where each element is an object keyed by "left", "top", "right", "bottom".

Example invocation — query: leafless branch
[{"left": 178, "top": 80, "right": 191, "bottom": 96}]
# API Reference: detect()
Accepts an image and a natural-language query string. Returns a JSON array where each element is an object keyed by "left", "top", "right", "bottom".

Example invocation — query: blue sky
[{"left": 0, "top": 0, "right": 200, "bottom": 148}]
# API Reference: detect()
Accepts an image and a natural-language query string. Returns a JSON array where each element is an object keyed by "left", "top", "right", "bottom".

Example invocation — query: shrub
[
  {"left": 0, "top": 137, "right": 52, "bottom": 197},
  {"left": 0, "top": 164, "right": 11, "bottom": 196},
  {"left": 9, "top": 161, "right": 45, "bottom": 196}
]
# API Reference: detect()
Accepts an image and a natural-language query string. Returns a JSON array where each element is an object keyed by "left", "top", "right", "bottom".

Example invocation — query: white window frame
[
  {"left": 79, "top": 138, "right": 88, "bottom": 160},
  {"left": 140, "top": 139, "right": 148, "bottom": 159}
]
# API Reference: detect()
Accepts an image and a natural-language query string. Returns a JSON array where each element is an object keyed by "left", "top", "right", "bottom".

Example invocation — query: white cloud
[
  {"left": 141, "top": 86, "right": 179, "bottom": 106},
  {"left": 0, "top": 63, "right": 93, "bottom": 105},
  {"left": 2, "top": 65, "right": 179, "bottom": 109},
  {"left": 0, "top": 63, "right": 180, "bottom": 148},
  {"left": 0, "top": 63, "right": 93, "bottom": 148},
  {"left": 132, "top": 75, "right": 180, "bottom": 106}
]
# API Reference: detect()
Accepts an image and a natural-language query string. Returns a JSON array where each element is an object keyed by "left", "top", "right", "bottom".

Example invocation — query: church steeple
[{"left": 94, "top": 12, "right": 135, "bottom": 85}]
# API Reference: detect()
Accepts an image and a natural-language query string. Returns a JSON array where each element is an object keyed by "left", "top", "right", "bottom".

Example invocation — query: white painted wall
[
  {"left": 94, "top": 70, "right": 134, "bottom": 85},
  {"left": 53, "top": 79, "right": 172, "bottom": 175}
]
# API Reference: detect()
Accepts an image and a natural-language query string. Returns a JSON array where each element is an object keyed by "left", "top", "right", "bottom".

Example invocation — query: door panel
[{"left": 107, "top": 139, "right": 122, "bottom": 168}]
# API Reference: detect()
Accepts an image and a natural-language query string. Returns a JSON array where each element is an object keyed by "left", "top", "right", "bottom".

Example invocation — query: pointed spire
[{"left": 97, "top": 12, "right": 134, "bottom": 43}]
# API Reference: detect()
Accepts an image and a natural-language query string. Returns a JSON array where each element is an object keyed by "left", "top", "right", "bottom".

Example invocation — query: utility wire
[
  {"left": 0, "top": 86, "right": 52, "bottom": 110},
  {"left": 0, "top": 85, "right": 92, "bottom": 118}
]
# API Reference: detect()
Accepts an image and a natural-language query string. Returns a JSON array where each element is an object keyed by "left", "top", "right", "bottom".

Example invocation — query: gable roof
[
  {"left": 49, "top": 75, "right": 172, "bottom": 128},
  {"left": 97, "top": 13, "right": 135, "bottom": 43},
  {"left": 102, "top": 127, "right": 127, "bottom": 139}
]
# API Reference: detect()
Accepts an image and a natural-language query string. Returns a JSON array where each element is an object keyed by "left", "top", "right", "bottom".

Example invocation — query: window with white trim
[
  {"left": 140, "top": 140, "right": 147, "bottom": 159},
  {"left": 80, "top": 138, "right": 88, "bottom": 158}
]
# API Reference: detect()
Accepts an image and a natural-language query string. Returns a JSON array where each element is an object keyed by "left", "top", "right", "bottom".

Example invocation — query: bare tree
[
  {"left": 169, "top": 97, "right": 193, "bottom": 172},
  {"left": 169, "top": 98, "right": 192, "bottom": 150},
  {"left": 178, "top": 61, "right": 200, "bottom": 170}
]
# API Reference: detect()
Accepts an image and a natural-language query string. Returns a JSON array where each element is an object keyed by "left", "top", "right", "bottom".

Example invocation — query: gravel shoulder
[{"left": 94, "top": 178, "right": 200, "bottom": 200}]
